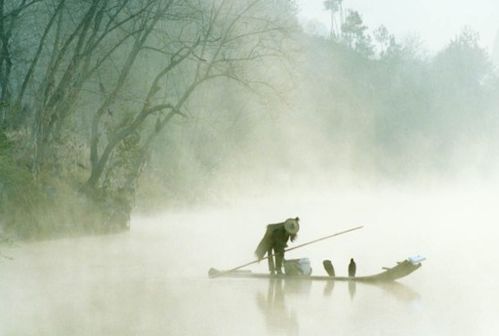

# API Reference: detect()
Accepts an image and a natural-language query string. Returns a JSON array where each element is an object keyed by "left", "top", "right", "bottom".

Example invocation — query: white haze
[
  {"left": 1, "top": 188, "right": 499, "bottom": 335},
  {"left": 297, "top": 0, "right": 499, "bottom": 52},
  {"left": 2, "top": 1, "right": 499, "bottom": 335}
]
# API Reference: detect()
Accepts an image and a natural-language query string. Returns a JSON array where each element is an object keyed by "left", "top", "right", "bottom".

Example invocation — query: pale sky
[{"left": 296, "top": 0, "right": 499, "bottom": 53}]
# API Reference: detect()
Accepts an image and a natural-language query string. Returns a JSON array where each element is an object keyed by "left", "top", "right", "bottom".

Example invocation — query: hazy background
[
  {"left": 1, "top": 0, "right": 499, "bottom": 335},
  {"left": 297, "top": 0, "right": 499, "bottom": 52}
]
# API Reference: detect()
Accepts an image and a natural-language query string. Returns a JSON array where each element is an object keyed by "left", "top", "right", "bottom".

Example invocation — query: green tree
[
  {"left": 373, "top": 25, "right": 401, "bottom": 59},
  {"left": 433, "top": 28, "right": 492, "bottom": 89},
  {"left": 341, "top": 10, "right": 373, "bottom": 57},
  {"left": 429, "top": 27, "right": 497, "bottom": 144},
  {"left": 323, "top": 0, "right": 343, "bottom": 39}
]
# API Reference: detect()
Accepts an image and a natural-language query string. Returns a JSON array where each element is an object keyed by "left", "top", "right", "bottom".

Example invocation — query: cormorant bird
[
  {"left": 323, "top": 259, "right": 335, "bottom": 277},
  {"left": 348, "top": 258, "right": 356, "bottom": 277}
]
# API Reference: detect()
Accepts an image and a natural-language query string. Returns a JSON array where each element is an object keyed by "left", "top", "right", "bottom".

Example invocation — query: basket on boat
[{"left": 283, "top": 258, "right": 312, "bottom": 276}]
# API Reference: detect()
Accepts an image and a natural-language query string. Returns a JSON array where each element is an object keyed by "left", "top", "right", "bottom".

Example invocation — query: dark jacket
[{"left": 255, "top": 223, "right": 295, "bottom": 259}]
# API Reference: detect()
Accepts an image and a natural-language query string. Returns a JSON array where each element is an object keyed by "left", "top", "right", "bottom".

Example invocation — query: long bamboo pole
[{"left": 209, "top": 225, "right": 364, "bottom": 278}]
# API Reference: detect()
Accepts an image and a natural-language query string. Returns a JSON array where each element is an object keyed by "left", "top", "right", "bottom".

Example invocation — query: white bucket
[
  {"left": 284, "top": 258, "right": 312, "bottom": 276},
  {"left": 408, "top": 255, "right": 426, "bottom": 265}
]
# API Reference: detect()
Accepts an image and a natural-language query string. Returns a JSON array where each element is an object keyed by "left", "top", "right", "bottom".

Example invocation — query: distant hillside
[{"left": 493, "top": 30, "right": 499, "bottom": 67}]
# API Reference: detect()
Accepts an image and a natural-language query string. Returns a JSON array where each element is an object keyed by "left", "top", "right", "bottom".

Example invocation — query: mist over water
[
  {"left": 2, "top": 186, "right": 499, "bottom": 335},
  {"left": 1, "top": 1, "right": 499, "bottom": 335}
]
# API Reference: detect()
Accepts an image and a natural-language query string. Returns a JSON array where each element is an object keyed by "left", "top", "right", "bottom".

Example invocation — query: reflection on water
[
  {"left": 378, "top": 281, "right": 421, "bottom": 303},
  {"left": 347, "top": 280, "right": 420, "bottom": 303},
  {"left": 323, "top": 280, "right": 334, "bottom": 296},
  {"left": 256, "top": 277, "right": 420, "bottom": 336},
  {"left": 256, "top": 279, "right": 300, "bottom": 336},
  {"left": 348, "top": 280, "right": 357, "bottom": 300},
  {"left": 4, "top": 188, "right": 498, "bottom": 336}
]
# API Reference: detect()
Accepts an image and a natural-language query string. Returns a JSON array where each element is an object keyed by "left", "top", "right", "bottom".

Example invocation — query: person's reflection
[
  {"left": 256, "top": 279, "right": 299, "bottom": 336},
  {"left": 348, "top": 280, "right": 357, "bottom": 300}
]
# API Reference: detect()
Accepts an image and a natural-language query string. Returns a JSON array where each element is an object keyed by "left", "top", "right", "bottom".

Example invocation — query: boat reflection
[
  {"left": 255, "top": 276, "right": 420, "bottom": 335},
  {"left": 344, "top": 279, "right": 420, "bottom": 303},
  {"left": 377, "top": 281, "right": 421, "bottom": 303}
]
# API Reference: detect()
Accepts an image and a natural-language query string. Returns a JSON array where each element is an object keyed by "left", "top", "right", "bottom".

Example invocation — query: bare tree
[
  {"left": 0, "top": 0, "right": 41, "bottom": 124},
  {"left": 84, "top": 0, "right": 294, "bottom": 195},
  {"left": 1, "top": 0, "right": 295, "bottom": 232},
  {"left": 2, "top": 0, "right": 161, "bottom": 173}
]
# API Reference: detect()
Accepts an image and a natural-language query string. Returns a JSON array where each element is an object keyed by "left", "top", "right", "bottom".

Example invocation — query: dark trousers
[{"left": 267, "top": 247, "right": 285, "bottom": 274}]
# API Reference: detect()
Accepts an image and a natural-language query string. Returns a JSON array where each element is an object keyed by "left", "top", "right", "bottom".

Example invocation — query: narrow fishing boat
[{"left": 209, "top": 256, "right": 424, "bottom": 283}]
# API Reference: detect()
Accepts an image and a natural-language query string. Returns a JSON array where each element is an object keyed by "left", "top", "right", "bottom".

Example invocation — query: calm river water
[{"left": 1, "top": 188, "right": 498, "bottom": 335}]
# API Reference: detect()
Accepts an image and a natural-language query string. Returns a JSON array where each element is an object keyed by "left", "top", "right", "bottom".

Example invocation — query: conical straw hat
[{"left": 284, "top": 218, "right": 299, "bottom": 234}]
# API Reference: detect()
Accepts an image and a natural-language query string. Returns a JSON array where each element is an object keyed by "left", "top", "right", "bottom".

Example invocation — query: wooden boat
[{"left": 209, "top": 257, "right": 423, "bottom": 283}]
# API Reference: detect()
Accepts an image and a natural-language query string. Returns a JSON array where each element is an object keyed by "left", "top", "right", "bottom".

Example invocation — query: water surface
[{"left": 1, "top": 189, "right": 498, "bottom": 335}]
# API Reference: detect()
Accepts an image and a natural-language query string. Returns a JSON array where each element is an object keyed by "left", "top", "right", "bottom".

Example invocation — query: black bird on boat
[{"left": 348, "top": 258, "right": 356, "bottom": 277}]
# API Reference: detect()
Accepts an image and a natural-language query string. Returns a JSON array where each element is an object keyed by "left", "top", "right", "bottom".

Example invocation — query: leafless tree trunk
[
  {"left": 84, "top": 0, "right": 293, "bottom": 192},
  {"left": 0, "top": 0, "right": 40, "bottom": 125},
  {"left": 24, "top": 0, "right": 158, "bottom": 174}
]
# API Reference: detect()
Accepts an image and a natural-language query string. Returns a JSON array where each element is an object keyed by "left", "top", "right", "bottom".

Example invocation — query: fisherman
[
  {"left": 255, "top": 217, "right": 300, "bottom": 275},
  {"left": 348, "top": 258, "right": 357, "bottom": 277}
]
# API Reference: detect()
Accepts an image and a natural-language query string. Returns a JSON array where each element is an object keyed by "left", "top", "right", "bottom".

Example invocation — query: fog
[
  {"left": 1, "top": 0, "right": 499, "bottom": 335},
  {"left": 2, "top": 188, "right": 499, "bottom": 335},
  {"left": 298, "top": 0, "right": 499, "bottom": 52}
]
